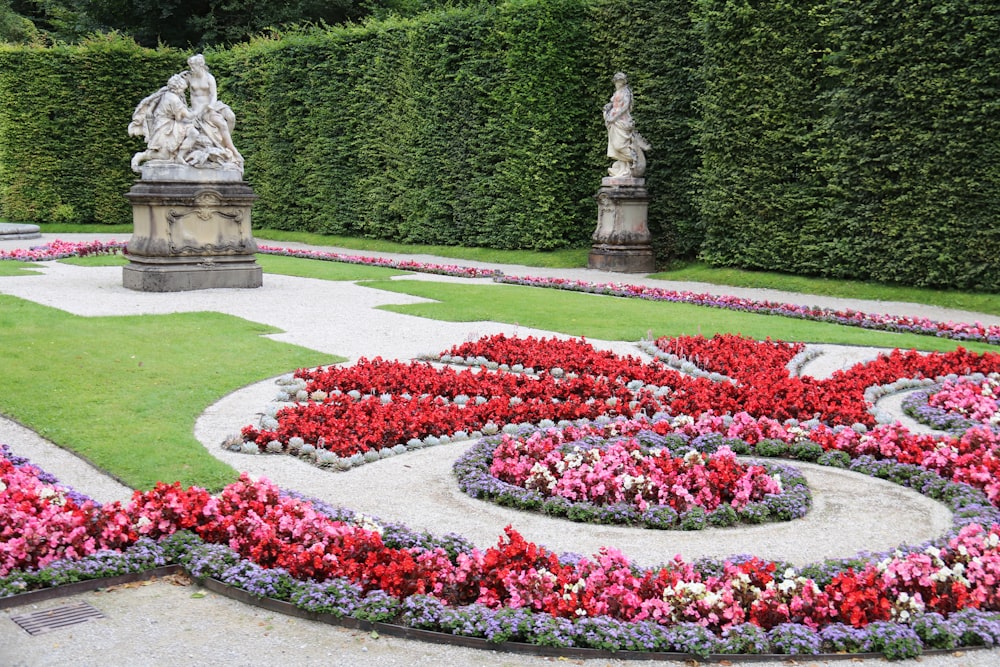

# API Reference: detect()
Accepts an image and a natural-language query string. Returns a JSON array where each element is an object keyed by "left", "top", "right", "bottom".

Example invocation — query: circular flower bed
[{"left": 454, "top": 419, "right": 810, "bottom": 530}]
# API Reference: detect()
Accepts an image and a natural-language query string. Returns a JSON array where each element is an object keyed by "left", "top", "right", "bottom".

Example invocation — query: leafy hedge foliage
[
  {"left": 0, "top": 1, "right": 997, "bottom": 290},
  {"left": 0, "top": 36, "right": 177, "bottom": 227},
  {"left": 214, "top": 1, "right": 602, "bottom": 251},
  {"left": 697, "top": 0, "right": 1000, "bottom": 291}
]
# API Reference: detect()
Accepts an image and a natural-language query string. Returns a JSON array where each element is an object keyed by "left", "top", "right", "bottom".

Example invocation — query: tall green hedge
[
  {"left": 818, "top": 0, "right": 1000, "bottom": 290},
  {"left": 695, "top": 0, "right": 1000, "bottom": 291},
  {"left": 695, "top": 0, "right": 829, "bottom": 273},
  {"left": 0, "top": 1, "right": 998, "bottom": 290},
  {"left": 214, "top": 1, "right": 601, "bottom": 251},
  {"left": 0, "top": 36, "right": 177, "bottom": 225}
]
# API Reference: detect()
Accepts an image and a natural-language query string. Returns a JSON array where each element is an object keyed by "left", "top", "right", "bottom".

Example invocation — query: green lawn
[
  {"left": 368, "top": 279, "right": 996, "bottom": 353},
  {"left": 0, "top": 295, "right": 334, "bottom": 491},
  {"left": 0, "top": 261, "right": 42, "bottom": 276},
  {"left": 653, "top": 261, "right": 1000, "bottom": 318},
  {"left": 32, "top": 223, "right": 1000, "bottom": 315},
  {"left": 59, "top": 251, "right": 410, "bottom": 280}
]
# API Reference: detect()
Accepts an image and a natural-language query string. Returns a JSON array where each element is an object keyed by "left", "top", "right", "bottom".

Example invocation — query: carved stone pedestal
[
  {"left": 588, "top": 177, "right": 655, "bottom": 273},
  {"left": 123, "top": 179, "right": 262, "bottom": 292}
]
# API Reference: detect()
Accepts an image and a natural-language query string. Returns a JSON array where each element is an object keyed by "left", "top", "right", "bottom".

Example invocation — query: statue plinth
[
  {"left": 123, "top": 177, "right": 262, "bottom": 292},
  {"left": 588, "top": 178, "right": 655, "bottom": 273}
]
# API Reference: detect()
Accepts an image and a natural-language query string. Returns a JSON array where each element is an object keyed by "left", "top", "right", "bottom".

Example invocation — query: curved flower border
[
  {"left": 902, "top": 374, "right": 1000, "bottom": 435},
  {"left": 2, "top": 240, "right": 997, "bottom": 346},
  {"left": 3, "top": 443, "right": 1000, "bottom": 660}
]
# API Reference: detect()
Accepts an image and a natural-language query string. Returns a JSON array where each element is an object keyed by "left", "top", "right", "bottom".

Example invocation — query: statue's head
[
  {"left": 167, "top": 74, "right": 187, "bottom": 92},
  {"left": 187, "top": 54, "right": 206, "bottom": 70},
  {"left": 612, "top": 72, "right": 628, "bottom": 87}
]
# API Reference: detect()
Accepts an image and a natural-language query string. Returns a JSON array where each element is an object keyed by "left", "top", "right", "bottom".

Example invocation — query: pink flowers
[
  {"left": 3, "top": 241, "right": 997, "bottom": 346},
  {"left": 928, "top": 375, "right": 1000, "bottom": 426},
  {"left": 6, "top": 445, "right": 1000, "bottom": 637},
  {"left": 489, "top": 424, "right": 780, "bottom": 513},
  {"left": 0, "top": 239, "right": 125, "bottom": 262},
  {"left": 0, "top": 456, "right": 131, "bottom": 575},
  {"left": 495, "top": 275, "right": 1000, "bottom": 345}
]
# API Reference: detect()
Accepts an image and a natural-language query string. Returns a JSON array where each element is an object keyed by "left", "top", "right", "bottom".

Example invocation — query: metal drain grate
[{"left": 10, "top": 601, "right": 107, "bottom": 636}]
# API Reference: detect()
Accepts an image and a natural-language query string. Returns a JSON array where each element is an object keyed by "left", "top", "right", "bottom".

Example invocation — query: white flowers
[{"left": 353, "top": 513, "right": 385, "bottom": 535}]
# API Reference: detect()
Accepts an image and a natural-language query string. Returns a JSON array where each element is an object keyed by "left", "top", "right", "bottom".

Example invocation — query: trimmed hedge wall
[
  {"left": 696, "top": 0, "right": 1000, "bottom": 291},
  {"left": 818, "top": 0, "right": 1000, "bottom": 291},
  {"left": 0, "top": 1, "right": 997, "bottom": 290},
  {"left": 0, "top": 36, "right": 177, "bottom": 227},
  {"left": 213, "top": 1, "right": 603, "bottom": 251}
]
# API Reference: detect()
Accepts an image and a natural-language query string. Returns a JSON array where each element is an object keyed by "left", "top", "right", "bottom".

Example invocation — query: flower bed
[
  {"left": 454, "top": 420, "right": 810, "bottom": 530},
  {"left": 0, "top": 239, "right": 126, "bottom": 262},
  {"left": 4, "top": 445, "right": 1000, "bottom": 659},
  {"left": 903, "top": 374, "right": 1000, "bottom": 434},
  {"left": 494, "top": 274, "right": 1000, "bottom": 346},
  {"left": 242, "top": 334, "right": 1000, "bottom": 506}
]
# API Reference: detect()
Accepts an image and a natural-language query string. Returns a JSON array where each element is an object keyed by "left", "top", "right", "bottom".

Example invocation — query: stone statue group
[{"left": 128, "top": 54, "right": 244, "bottom": 173}]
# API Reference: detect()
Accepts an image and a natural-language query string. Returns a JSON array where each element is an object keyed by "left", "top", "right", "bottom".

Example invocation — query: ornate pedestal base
[
  {"left": 123, "top": 180, "right": 262, "bottom": 292},
  {"left": 588, "top": 177, "right": 655, "bottom": 273}
]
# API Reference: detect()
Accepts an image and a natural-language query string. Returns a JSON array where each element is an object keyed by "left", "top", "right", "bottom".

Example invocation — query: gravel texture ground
[{"left": 1, "top": 234, "right": 998, "bottom": 666}]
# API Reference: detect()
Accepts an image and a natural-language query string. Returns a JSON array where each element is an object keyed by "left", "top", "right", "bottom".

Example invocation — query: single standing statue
[
  {"left": 128, "top": 54, "right": 243, "bottom": 173},
  {"left": 603, "top": 72, "right": 650, "bottom": 179}
]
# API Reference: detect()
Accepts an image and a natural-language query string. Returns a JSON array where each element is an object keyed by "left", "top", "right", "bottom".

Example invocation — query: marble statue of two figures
[{"left": 128, "top": 54, "right": 243, "bottom": 174}]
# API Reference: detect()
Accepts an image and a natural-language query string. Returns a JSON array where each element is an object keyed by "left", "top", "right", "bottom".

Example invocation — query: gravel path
[{"left": 1, "top": 235, "right": 998, "bottom": 666}]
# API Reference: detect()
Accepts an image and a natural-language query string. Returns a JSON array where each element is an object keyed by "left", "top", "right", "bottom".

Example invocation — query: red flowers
[{"left": 242, "top": 335, "right": 1000, "bottom": 485}]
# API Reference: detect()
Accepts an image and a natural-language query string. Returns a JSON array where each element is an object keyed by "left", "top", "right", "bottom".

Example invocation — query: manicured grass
[
  {"left": 0, "top": 295, "right": 335, "bottom": 491},
  {"left": 33, "top": 223, "right": 132, "bottom": 234},
  {"left": 1, "top": 252, "right": 995, "bottom": 492},
  {"left": 253, "top": 228, "right": 590, "bottom": 269},
  {"left": 251, "top": 232, "right": 1000, "bottom": 317},
  {"left": 60, "top": 253, "right": 410, "bottom": 280},
  {"left": 256, "top": 254, "right": 409, "bottom": 280},
  {"left": 60, "top": 254, "right": 128, "bottom": 267},
  {"left": 31, "top": 223, "right": 999, "bottom": 315},
  {"left": 653, "top": 261, "right": 1000, "bottom": 318},
  {"left": 60, "top": 254, "right": 409, "bottom": 280},
  {"left": 0, "top": 261, "right": 42, "bottom": 276},
  {"left": 368, "top": 279, "right": 996, "bottom": 354}
]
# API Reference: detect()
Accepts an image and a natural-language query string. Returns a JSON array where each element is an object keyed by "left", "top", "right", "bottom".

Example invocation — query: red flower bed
[{"left": 243, "top": 333, "right": 1000, "bottom": 452}]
